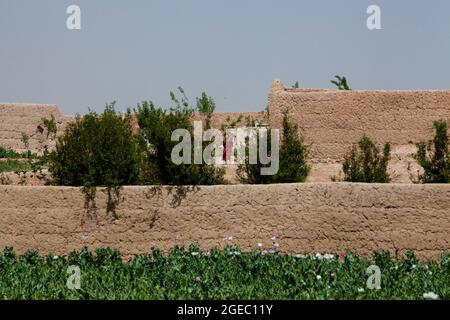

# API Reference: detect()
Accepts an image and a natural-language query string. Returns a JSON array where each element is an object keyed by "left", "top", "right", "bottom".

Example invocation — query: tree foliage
[
  {"left": 237, "top": 111, "right": 309, "bottom": 184},
  {"left": 196, "top": 92, "right": 216, "bottom": 129},
  {"left": 331, "top": 75, "right": 351, "bottom": 90},
  {"left": 48, "top": 103, "right": 140, "bottom": 189},
  {"left": 135, "top": 89, "right": 225, "bottom": 186},
  {"left": 342, "top": 136, "right": 390, "bottom": 183},
  {"left": 415, "top": 120, "right": 450, "bottom": 183}
]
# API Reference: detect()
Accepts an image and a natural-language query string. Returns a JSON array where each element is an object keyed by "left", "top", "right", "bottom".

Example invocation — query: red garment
[{"left": 222, "top": 135, "right": 233, "bottom": 162}]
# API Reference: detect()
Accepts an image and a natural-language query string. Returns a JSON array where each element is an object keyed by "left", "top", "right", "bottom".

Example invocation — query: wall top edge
[
  {"left": 1, "top": 183, "right": 450, "bottom": 191},
  {"left": 0, "top": 103, "right": 59, "bottom": 106},
  {"left": 270, "top": 79, "right": 450, "bottom": 95},
  {"left": 280, "top": 89, "right": 450, "bottom": 94}
]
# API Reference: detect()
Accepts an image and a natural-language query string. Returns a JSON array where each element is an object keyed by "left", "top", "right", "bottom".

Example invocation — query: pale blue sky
[{"left": 0, "top": 0, "right": 449, "bottom": 114}]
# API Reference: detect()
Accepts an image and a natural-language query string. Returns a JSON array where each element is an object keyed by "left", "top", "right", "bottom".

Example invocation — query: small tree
[
  {"left": 236, "top": 131, "right": 275, "bottom": 184},
  {"left": 272, "top": 111, "right": 309, "bottom": 183},
  {"left": 48, "top": 103, "right": 140, "bottom": 189},
  {"left": 135, "top": 90, "right": 225, "bottom": 186},
  {"left": 196, "top": 92, "right": 216, "bottom": 129},
  {"left": 237, "top": 111, "right": 309, "bottom": 184},
  {"left": 331, "top": 75, "right": 351, "bottom": 90},
  {"left": 342, "top": 136, "right": 390, "bottom": 183},
  {"left": 415, "top": 120, "right": 450, "bottom": 183}
]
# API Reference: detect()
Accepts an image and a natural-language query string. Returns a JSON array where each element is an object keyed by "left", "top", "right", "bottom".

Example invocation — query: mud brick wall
[
  {"left": 0, "top": 184, "right": 449, "bottom": 260},
  {"left": 0, "top": 103, "right": 73, "bottom": 153},
  {"left": 268, "top": 80, "right": 450, "bottom": 182}
]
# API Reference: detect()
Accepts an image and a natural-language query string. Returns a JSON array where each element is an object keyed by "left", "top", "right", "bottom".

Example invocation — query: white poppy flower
[{"left": 423, "top": 292, "right": 439, "bottom": 300}]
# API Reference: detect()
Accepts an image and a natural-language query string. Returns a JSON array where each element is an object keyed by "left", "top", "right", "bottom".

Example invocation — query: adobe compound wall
[
  {"left": 268, "top": 80, "right": 450, "bottom": 183},
  {"left": 1, "top": 80, "right": 450, "bottom": 182},
  {"left": 0, "top": 103, "right": 262, "bottom": 154},
  {"left": 0, "top": 103, "right": 74, "bottom": 153},
  {"left": 0, "top": 184, "right": 449, "bottom": 260}
]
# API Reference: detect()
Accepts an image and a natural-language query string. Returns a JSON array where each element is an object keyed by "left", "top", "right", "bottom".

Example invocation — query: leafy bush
[
  {"left": 273, "top": 111, "right": 310, "bottom": 183},
  {"left": 236, "top": 130, "right": 275, "bottom": 184},
  {"left": 342, "top": 136, "right": 391, "bottom": 183},
  {"left": 48, "top": 104, "right": 140, "bottom": 189},
  {"left": 0, "top": 246, "right": 448, "bottom": 300},
  {"left": 135, "top": 90, "right": 225, "bottom": 186},
  {"left": 415, "top": 120, "right": 450, "bottom": 183},
  {"left": 237, "top": 111, "right": 309, "bottom": 184}
]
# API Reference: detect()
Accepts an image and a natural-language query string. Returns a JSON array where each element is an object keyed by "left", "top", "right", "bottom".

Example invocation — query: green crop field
[{"left": 0, "top": 246, "right": 448, "bottom": 300}]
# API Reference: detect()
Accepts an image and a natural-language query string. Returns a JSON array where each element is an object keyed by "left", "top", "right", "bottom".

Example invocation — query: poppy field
[{"left": 0, "top": 246, "right": 448, "bottom": 300}]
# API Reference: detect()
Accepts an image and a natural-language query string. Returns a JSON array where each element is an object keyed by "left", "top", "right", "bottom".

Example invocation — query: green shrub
[
  {"left": 236, "top": 130, "right": 275, "bottom": 184},
  {"left": 237, "top": 111, "right": 309, "bottom": 184},
  {"left": 135, "top": 90, "right": 225, "bottom": 186},
  {"left": 342, "top": 136, "right": 391, "bottom": 183},
  {"left": 273, "top": 111, "right": 310, "bottom": 183},
  {"left": 48, "top": 103, "right": 140, "bottom": 188},
  {"left": 415, "top": 120, "right": 450, "bottom": 183}
]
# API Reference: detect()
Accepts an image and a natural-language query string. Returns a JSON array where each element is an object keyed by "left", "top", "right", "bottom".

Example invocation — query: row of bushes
[
  {"left": 46, "top": 98, "right": 314, "bottom": 188},
  {"left": 238, "top": 117, "right": 450, "bottom": 184},
  {"left": 341, "top": 120, "right": 450, "bottom": 183},
  {"left": 48, "top": 91, "right": 226, "bottom": 189},
  {"left": 9, "top": 90, "right": 449, "bottom": 187}
]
